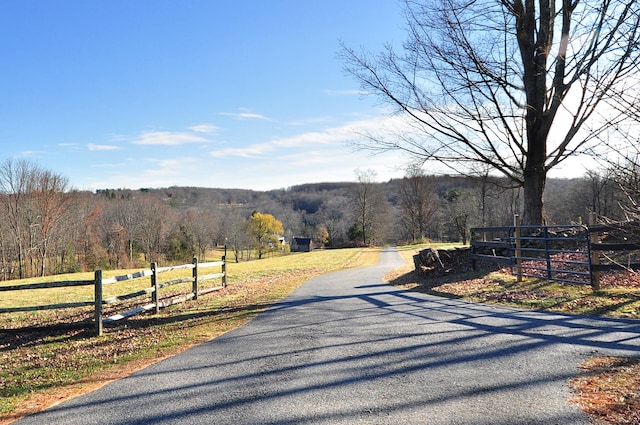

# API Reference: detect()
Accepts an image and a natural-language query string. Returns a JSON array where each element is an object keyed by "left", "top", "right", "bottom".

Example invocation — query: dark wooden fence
[
  {"left": 471, "top": 214, "right": 640, "bottom": 290},
  {"left": 0, "top": 257, "right": 226, "bottom": 336}
]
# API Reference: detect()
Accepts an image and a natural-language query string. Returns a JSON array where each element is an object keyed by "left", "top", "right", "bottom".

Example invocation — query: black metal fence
[
  {"left": 470, "top": 225, "right": 594, "bottom": 287},
  {"left": 471, "top": 219, "right": 640, "bottom": 290}
]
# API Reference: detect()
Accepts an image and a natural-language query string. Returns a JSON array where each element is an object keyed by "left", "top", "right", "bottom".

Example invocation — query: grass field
[{"left": 0, "top": 247, "right": 379, "bottom": 423}]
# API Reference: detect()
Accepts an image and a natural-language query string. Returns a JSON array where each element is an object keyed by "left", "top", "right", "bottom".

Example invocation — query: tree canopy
[
  {"left": 246, "top": 211, "right": 285, "bottom": 259},
  {"left": 342, "top": 0, "right": 640, "bottom": 224}
]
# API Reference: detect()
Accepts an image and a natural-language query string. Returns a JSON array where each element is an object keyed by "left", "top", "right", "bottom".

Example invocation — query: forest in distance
[{"left": 0, "top": 163, "right": 625, "bottom": 281}]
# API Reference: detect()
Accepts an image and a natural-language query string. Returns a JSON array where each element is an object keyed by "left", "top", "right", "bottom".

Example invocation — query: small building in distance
[{"left": 291, "top": 237, "right": 313, "bottom": 252}]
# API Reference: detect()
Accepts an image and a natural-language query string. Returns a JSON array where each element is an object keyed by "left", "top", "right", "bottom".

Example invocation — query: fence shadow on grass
[{"left": 387, "top": 265, "right": 640, "bottom": 319}]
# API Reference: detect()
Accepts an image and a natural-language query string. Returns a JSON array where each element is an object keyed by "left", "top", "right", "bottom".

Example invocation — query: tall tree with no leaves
[
  {"left": 0, "top": 159, "right": 69, "bottom": 277},
  {"left": 30, "top": 167, "right": 70, "bottom": 276},
  {"left": 342, "top": 0, "right": 640, "bottom": 225},
  {"left": 349, "top": 169, "right": 389, "bottom": 245},
  {"left": 398, "top": 167, "right": 439, "bottom": 242}
]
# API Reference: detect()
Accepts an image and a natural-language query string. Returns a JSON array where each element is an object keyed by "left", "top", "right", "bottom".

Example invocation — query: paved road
[{"left": 16, "top": 248, "right": 640, "bottom": 424}]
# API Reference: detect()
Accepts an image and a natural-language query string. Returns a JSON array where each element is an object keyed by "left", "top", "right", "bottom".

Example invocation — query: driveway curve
[{"left": 16, "top": 248, "right": 640, "bottom": 424}]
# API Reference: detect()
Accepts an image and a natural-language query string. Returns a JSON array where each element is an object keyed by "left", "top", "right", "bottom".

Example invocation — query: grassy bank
[
  {"left": 0, "top": 247, "right": 379, "bottom": 423},
  {"left": 387, "top": 244, "right": 640, "bottom": 318}
]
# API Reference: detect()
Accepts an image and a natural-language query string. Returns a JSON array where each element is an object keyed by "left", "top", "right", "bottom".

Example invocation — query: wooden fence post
[
  {"left": 544, "top": 227, "right": 552, "bottom": 279},
  {"left": 94, "top": 270, "right": 103, "bottom": 337},
  {"left": 151, "top": 262, "right": 159, "bottom": 314},
  {"left": 192, "top": 257, "right": 199, "bottom": 299},
  {"left": 514, "top": 214, "right": 522, "bottom": 282},
  {"left": 222, "top": 255, "right": 227, "bottom": 287},
  {"left": 588, "top": 212, "right": 601, "bottom": 291}
]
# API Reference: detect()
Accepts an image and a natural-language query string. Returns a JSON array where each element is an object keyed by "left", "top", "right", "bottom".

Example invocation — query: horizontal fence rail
[
  {"left": 0, "top": 275, "right": 99, "bottom": 314},
  {"left": 587, "top": 223, "right": 640, "bottom": 273},
  {"left": 470, "top": 224, "right": 593, "bottom": 287},
  {"left": 471, "top": 226, "right": 592, "bottom": 284},
  {"left": 1, "top": 256, "right": 226, "bottom": 336},
  {"left": 512, "top": 225, "right": 592, "bottom": 286},
  {"left": 471, "top": 215, "right": 640, "bottom": 290},
  {"left": 469, "top": 226, "right": 512, "bottom": 266}
]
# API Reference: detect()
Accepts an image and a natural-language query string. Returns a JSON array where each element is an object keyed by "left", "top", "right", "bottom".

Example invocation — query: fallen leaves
[{"left": 570, "top": 357, "right": 640, "bottom": 425}]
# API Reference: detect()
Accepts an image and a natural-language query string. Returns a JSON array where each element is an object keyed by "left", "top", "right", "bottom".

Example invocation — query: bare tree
[
  {"left": 182, "top": 208, "right": 219, "bottom": 261},
  {"left": 442, "top": 188, "right": 477, "bottom": 244},
  {"left": 99, "top": 194, "right": 171, "bottom": 266},
  {"left": 0, "top": 159, "right": 70, "bottom": 277},
  {"left": 606, "top": 150, "right": 640, "bottom": 220},
  {"left": 136, "top": 195, "right": 170, "bottom": 263},
  {"left": 318, "top": 195, "right": 350, "bottom": 247},
  {"left": 583, "top": 170, "right": 623, "bottom": 219},
  {"left": 0, "top": 206, "right": 13, "bottom": 280},
  {"left": 112, "top": 198, "right": 141, "bottom": 265},
  {"left": 30, "top": 168, "right": 70, "bottom": 276},
  {"left": 397, "top": 168, "right": 439, "bottom": 242},
  {"left": 349, "top": 169, "right": 390, "bottom": 245},
  {"left": 215, "top": 204, "right": 254, "bottom": 262},
  {"left": 0, "top": 159, "right": 32, "bottom": 278},
  {"left": 342, "top": 0, "right": 640, "bottom": 225}
]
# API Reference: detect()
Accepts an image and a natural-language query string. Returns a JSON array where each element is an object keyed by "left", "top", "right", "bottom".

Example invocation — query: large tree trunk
[
  {"left": 522, "top": 166, "right": 546, "bottom": 225},
  {"left": 518, "top": 0, "right": 551, "bottom": 226}
]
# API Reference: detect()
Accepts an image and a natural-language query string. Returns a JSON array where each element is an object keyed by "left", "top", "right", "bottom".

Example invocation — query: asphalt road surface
[{"left": 16, "top": 248, "right": 640, "bottom": 424}]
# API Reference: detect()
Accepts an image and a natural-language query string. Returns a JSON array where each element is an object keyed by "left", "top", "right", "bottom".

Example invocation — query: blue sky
[{"left": 0, "top": 0, "right": 415, "bottom": 191}]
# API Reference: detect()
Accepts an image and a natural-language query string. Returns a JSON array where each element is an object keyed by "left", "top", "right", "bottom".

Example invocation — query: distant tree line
[{"left": 0, "top": 158, "right": 632, "bottom": 280}]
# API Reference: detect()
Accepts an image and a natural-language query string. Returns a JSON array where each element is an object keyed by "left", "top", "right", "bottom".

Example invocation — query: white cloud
[
  {"left": 270, "top": 122, "right": 373, "bottom": 148},
  {"left": 188, "top": 124, "right": 220, "bottom": 134},
  {"left": 88, "top": 143, "right": 119, "bottom": 151},
  {"left": 82, "top": 113, "right": 411, "bottom": 191},
  {"left": 143, "top": 158, "right": 188, "bottom": 177},
  {"left": 219, "top": 110, "right": 270, "bottom": 121},
  {"left": 19, "top": 150, "right": 46, "bottom": 157},
  {"left": 209, "top": 114, "right": 402, "bottom": 159},
  {"left": 285, "top": 116, "right": 333, "bottom": 127},
  {"left": 131, "top": 131, "right": 211, "bottom": 146},
  {"left": 210, "top": 144, "right": 273, "bottom": 158}
]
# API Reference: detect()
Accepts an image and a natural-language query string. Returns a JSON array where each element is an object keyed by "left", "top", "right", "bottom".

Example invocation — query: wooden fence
[{"left": 0, "top": 257, "right": 226, "bottom": 336}]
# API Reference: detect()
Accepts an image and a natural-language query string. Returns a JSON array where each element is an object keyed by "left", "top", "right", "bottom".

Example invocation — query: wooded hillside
[{"left": 0, "top": 161, "right": 624, "bottom": 281}]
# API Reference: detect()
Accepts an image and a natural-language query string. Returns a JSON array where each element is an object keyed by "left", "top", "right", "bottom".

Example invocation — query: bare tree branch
[{"left": 341, "top": 0, "right": 640, "bottom": 224}]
